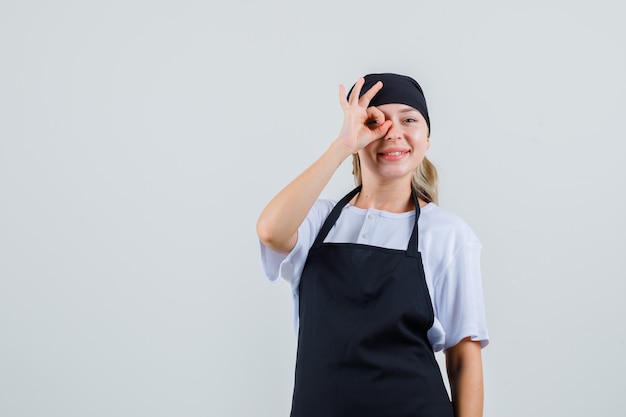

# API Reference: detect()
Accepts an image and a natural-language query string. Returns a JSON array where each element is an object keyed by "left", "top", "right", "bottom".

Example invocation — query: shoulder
[
  {"left": 418, "top": 204, "right": 481, "bottom": 277},
  {"left": 308, "top": 198, "right": 337, "bottom": 223},
  {"left": 298, "top": 198, "right": 340, "bottom": 241},
  {"left": 419, "top": 203, "right": 481, "bottom": 247},
  {"left": 312, "top": 198, "right": 337, "bottom": 213}
]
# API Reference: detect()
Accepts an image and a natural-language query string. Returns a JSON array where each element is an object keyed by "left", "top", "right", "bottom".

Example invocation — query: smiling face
[{"left": 357, "top": 103, "right": 430, "bottom": 186}]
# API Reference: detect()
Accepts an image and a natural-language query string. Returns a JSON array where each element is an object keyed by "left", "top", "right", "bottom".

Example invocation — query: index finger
[{"left": 358, "top": 81, "right": 383, "bottom": 108}]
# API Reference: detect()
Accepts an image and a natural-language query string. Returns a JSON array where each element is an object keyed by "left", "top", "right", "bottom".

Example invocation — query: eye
[
  {"left": 366, "top": 119, "right": 379, "bottom": 126},
  {"left": 404, "top": 118, "right": 417, "bottom": 123}
]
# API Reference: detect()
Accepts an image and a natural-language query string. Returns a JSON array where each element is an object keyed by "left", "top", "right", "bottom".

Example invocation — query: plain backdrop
[{"left": 1, "top": 1, "right": 625, "bottom": 416}]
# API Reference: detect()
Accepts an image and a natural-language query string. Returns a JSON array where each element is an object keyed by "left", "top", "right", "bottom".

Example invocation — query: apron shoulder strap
[
  {"left": 311, "top": 186, "right": 362, "bottom": 249},
  {"left": 407, "top": 190, "right": 421, "bottom": 256}
]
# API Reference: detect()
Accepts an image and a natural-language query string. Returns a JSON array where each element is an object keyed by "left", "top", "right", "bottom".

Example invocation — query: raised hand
[{"left": 336, "top": 77, "right": 392, "bottom": 155}]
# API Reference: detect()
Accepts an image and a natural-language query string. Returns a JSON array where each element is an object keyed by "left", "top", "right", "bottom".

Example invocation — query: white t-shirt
[{"left": 260, "top": 199, "right": 489, "bottom": 352}]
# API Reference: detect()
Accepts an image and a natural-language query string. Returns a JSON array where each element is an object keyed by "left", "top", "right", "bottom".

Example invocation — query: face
[{"left": 357, "top": 103, "right": 430, "bottom": 184}]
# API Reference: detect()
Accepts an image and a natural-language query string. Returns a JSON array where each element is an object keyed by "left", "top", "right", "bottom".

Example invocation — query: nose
[{"left": 385, "top": 121, "right": 402, "bottom": 140}]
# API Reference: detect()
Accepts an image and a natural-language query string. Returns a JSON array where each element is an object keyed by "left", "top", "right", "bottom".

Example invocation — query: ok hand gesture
[{"left": 336, "top": 77, "right": 392, "bottom": 155}]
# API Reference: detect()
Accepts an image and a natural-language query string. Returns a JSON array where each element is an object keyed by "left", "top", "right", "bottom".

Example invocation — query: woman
[{"left": 257, "top": 73, "right": 489, "bottom": 417}]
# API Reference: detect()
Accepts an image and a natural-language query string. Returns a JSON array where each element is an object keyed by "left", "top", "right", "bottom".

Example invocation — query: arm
[
  {"left": 445, "top": 337, "right": 484, "bottom": 417},
  {"left": 256, "top": 78, "right": 391, "bottom": 253},
  {"left": 256, "top": 140, "right": 351, "bottom": 254}
]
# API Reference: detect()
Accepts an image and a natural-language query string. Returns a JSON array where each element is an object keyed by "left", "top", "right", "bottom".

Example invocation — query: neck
[{"left": 351, "top": 180, "right": 426, "bottom": 213}]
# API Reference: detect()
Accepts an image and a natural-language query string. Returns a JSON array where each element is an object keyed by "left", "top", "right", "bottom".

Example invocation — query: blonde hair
[{"left": 351, "top": 154, "right": 439, "bottom": 205}]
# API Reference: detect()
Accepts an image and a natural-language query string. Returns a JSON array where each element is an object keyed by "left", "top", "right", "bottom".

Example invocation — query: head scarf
[{"left": 347, "top": 73, "right": 430, "bottom": 131}]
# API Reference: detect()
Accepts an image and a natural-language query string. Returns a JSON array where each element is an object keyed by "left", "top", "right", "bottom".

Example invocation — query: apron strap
[
  {"left": 312, "top": 186, "right": 362, "bottom": 249},
  {"left": 407, "top": 190, "right": 421, "bottom": 257},
  {"left": 311, "top": 185, "right": 422, "bottom": 257}
]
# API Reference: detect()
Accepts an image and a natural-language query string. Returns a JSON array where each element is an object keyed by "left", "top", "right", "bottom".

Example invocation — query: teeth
[{"left": 385, "top": 151, "right": 405, "bottom": 156}]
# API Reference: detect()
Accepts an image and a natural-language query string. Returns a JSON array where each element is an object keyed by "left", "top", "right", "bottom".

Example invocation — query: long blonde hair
[{"left": 351, "top": 154, "right": 439, "bottom": 205}]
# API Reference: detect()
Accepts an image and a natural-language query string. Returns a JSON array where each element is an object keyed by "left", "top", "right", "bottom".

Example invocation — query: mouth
[
  {"left": 379, "top": 151, "right": 409, "bottom": 156},
  {"left": 377, "top": 149, "right": 410, "bottom": 161}
]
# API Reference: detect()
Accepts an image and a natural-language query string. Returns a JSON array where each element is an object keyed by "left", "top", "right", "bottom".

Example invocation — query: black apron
[{"left": 290, "top": 186, "right": 453, "bottom": 417}]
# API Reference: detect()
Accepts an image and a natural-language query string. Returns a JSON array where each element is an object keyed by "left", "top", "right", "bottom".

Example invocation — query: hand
[{"left": 336, "top": 77, "right": 392, "bottom": 154}]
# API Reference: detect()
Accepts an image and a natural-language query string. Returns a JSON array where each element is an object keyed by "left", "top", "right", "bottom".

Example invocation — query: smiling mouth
[{"left": 380, "top": 151, "right": 409, "bottom": 156}]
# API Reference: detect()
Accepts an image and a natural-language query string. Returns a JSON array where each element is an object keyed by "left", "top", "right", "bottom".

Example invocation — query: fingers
[
  {"left": 359, "top": 80, "right": 383, "bottom": 107},
  {"left": 348, "top": 77, "right": 365, "bottom": 105},
  {"left": 338, "top": 84, "right": 348, "bottom": 110},
  {"left": 370, "top": 120, "right": 392, "bottom": 139},
  {"left": 366, "top": 106, "right": 385, "bottom": 126},
  {"left": 339, "top": 77, "right": 384, "bottom": 110},
  {"left": 336, "top": 77, "right": 390, "bottom": 150}
]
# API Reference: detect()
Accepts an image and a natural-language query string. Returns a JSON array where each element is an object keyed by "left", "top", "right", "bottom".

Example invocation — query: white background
[{"left": 1, "top": 1, "right": 625, "bottom": 416}]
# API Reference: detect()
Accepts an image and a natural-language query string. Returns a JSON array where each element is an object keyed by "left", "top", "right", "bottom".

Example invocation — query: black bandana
[{"left": 347, "top": 73, "right": 430, "bottom": 131}]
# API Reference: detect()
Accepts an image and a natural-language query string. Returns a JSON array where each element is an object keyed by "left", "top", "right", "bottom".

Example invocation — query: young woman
[{"left": 257, "top": 73, "right": 489, "bottom": 417}]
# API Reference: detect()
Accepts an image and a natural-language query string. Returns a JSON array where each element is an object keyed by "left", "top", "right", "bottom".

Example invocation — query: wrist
[{"left": 328, "top": 138, "right": 356, "bottom": 161}]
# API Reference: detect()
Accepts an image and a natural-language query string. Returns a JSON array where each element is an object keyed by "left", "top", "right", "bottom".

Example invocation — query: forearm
[
  {"left": 446, "top": 339, "right": 484, "bottom": 417},
  {"left": 256, "top": 140, "right": 352, "bottom": 253}
]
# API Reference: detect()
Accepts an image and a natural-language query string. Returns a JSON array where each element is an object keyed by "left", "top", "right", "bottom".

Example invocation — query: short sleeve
[
  {"left": 433, "top": 242, "right": 489, "bottom": 351},
  {"left": 259, "top": 199, "right": 335, "bottom": 290},
  {"left": 259, "top": 231, "right": 310, "bottom": 289}
]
